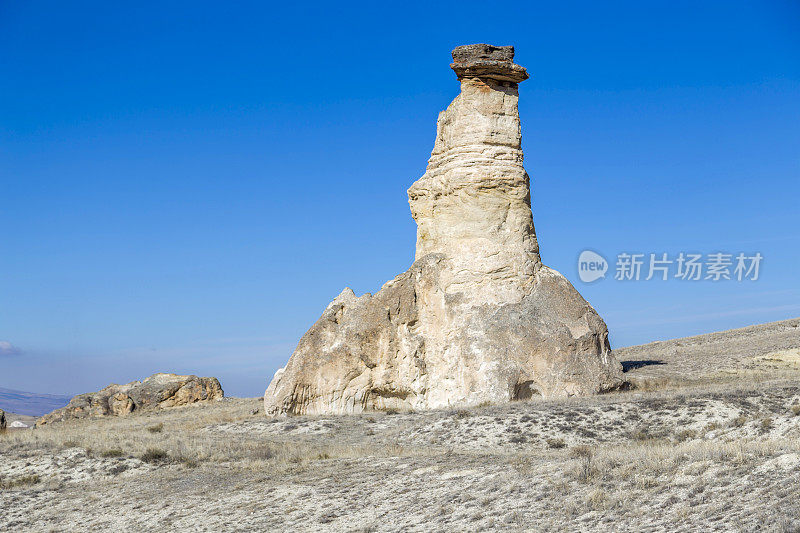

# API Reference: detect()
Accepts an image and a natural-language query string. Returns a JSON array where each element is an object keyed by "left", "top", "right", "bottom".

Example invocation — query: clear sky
[{"left": 1, "top": 1, "right": 799, "bottom": 398}]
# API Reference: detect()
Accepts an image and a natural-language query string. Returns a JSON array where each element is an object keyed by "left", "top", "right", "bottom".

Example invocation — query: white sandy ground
[
  {"left": 1, "top": 447, "right": 154, "bottom": 484},
  {"left": 1, "top": 318, "right": 799, "bottom": 532},
  {"left": 1, "top": 380, "right": 800, "bottom": 532}
]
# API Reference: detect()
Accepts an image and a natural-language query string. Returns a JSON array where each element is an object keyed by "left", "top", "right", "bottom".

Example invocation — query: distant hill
[{"left": 0, "top": 387, "right": 71, "bottom": 417}]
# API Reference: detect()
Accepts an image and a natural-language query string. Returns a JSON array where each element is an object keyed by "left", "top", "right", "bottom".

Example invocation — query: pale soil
[{"left": 2, "top": 318, "right": 800, "bottom": 532}]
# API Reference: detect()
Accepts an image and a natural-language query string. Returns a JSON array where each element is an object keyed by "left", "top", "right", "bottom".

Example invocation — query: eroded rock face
[
  {"left": 264, "top": 44, "right": 624, "bottom": 415},
  {"left": 36, "top": 373, "right": 223, "bottom": 426},
  {"left": 450, "top": 44, "right": 529, "bottom": 83}
]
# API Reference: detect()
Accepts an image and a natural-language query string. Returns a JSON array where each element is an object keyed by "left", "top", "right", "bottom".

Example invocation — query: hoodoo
[{"left": 264, "top": 44, "right": 624, "bottom": 415}]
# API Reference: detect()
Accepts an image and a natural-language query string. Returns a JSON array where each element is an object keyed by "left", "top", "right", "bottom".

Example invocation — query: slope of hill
[{"left": 616, "top": 317, "right": 800, "bottom": 385}]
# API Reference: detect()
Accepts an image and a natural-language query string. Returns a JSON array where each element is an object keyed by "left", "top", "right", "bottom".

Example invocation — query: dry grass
[
  {"left": 0, "top": 474, "right": 40, "bottom": 490},
  {"left": 0, "top": 399, "right": 420, "bottom": 473},
  {"left": 2, "top": 397, "right": 799, "bottom": 531},
  {"left": 595, "top": 435, "right": 800, "bottom": 470}
]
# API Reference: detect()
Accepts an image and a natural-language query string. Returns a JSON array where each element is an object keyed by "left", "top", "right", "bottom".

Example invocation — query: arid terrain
[{"left": 2, "top": 318, "right": 799, "bottom": 532}]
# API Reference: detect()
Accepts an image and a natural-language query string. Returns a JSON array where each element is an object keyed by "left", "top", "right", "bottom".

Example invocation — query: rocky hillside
[{"left": 36, "top": 373, "right": 223, "bottom": 426}]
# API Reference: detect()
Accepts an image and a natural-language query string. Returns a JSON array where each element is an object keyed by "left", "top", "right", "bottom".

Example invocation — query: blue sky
[{"left": 1, "top": 1, "right": 798, "bottom": 397}]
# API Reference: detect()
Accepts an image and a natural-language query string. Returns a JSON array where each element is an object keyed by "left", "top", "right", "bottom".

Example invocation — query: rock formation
[
  {"left": 264, "top": 44, "right": 624, "bottom": 415},
  {"left": 37, "top": 373, "right": 223, "bottom": 426},
  {"left": 0, "top": 409, "right": 5, "bottom": 430}
]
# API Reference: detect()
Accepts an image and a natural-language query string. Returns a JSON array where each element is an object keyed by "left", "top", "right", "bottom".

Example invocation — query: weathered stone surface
[
  {"left": 264, "top": 44, "right": 624, "bottom": 415},
  {"left": 109, "top": 392, "right": 135, "bottom": 416},
  {"left": 450, "top": 43, "right": 528, "bottom": 83},
  {"left": 37, "top": 373, "right": 223, "bottom": 426}
]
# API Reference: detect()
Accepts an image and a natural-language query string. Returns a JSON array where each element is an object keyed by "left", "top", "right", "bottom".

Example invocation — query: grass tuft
[
  {"left": 100, "top": 449, "right": 125, "bottom": 458},
  {"left": 140, "top": 447, "right": 170, "bottom": 464},
  {"left": 0, "top": 474, "right": 40, "bottom": 489}
]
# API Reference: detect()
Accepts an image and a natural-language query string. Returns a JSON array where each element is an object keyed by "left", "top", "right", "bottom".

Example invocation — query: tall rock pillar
[
  {"left": 264, "top": 44, "right": 624, "bottom": 416},
  {"left": 409, "top": 44, "right": 540, "bottom": 306}
]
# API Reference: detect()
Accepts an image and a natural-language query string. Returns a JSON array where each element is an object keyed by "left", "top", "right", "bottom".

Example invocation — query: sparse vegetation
[
  {"left": 139, "top": 448, "right": 170, "bottom": 464},
  {"left": 146, "top": 422, "right": 164, "bottom": 434},
  {"left": 176, "top": 455, "right": 199, "bottom": 468},
  {"left": 99, "top": 449, "right": 124, "bottom": 458},
  {"left": 729, "top": 415, "right": 748, "bottom": 427},
  {"left": 587, "top": 488, "right": 608, "bottom": 510},
  {"left": 0, "top": 474, "right": 40, "bottom": 490},
  {"left": 570, "top": 445, "right": 595, "bottom": 483},
  {"left": 2, "top": 358, "right": 800, "bottom": 531}
]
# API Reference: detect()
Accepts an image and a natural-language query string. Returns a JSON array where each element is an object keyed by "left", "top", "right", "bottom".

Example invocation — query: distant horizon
[
  {"left": 2, "top": 316, "right": 798, "bottom": 402},
  {"left": 0, "top": 386, "right": 71, "bottom": 417},
  {"left": 2, "top": 1, "right": 799, "bottom": 398}
]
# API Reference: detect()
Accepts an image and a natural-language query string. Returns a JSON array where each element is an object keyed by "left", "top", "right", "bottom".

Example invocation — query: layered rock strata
[{"left": 264, "top": 44, "right": 624, "bottom": 415}]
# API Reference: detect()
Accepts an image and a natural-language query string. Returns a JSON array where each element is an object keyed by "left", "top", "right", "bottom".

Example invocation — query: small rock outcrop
[
  {"left": 0, "top": 409, "right": 6, "bottom": 430},
  {"left": 37, "top": 373, "right": 223, "bottom": 426},
  {"left": 264, "top": 44, "right": 624, "bottom": 416}
]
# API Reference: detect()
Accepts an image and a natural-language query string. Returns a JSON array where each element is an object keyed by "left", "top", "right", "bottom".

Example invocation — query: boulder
[
  {"left": 37, "top": 373, "right": 223, "bottom": 426},
  {"left": 264, "top": 44, "right": 624, "bottom": 415}
]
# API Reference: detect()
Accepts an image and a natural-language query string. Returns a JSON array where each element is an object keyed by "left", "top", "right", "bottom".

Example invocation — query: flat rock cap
[{"left": 450, "top": 43, "right": 528, "bottom": 83}]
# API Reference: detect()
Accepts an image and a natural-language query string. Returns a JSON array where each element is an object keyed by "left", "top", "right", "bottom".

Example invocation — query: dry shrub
[
  {"left": 140, "top": 448, "right": 170, "bottom": 464},
  {"left": 99, "top": 449, "right": 124, "bottom": 458},
  {"left": 0, "top": 474, "right": 40, "bottom": 489},
  {"left": 570, "top": 445, "right": 595, "bottom": 482}
]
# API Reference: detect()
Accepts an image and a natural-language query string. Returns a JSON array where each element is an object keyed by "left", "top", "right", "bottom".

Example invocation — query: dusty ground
[
  {"left": 2, "top": 318, "right": 800, "bottom": 532},
  {"left": 617, "top": 317, "right": 800, "bottom": 385}
]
